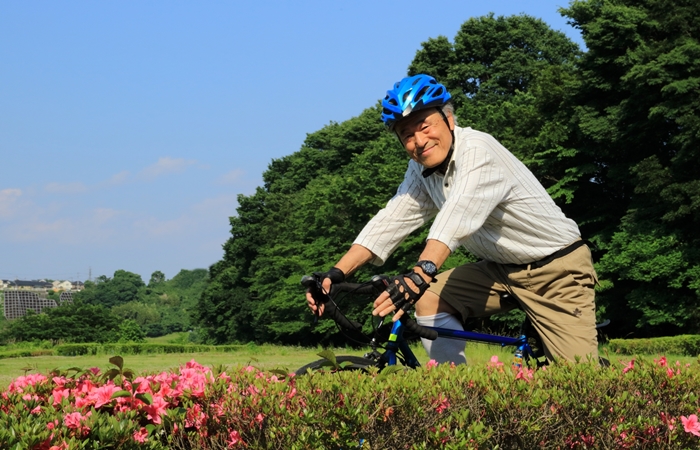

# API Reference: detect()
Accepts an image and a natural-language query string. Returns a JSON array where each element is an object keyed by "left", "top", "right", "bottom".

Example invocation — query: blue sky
[{"left": 0, "top": 1, "right": 584, "bottom": 283}]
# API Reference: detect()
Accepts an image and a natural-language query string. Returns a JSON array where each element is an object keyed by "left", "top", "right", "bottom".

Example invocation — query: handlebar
[{"left": 301, "top": 274, "right": 438, "bottom": 340}]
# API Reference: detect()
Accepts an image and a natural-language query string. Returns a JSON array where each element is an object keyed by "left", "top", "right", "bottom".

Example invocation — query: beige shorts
[{"left": 427, "top": 243, "right": 599, "bottom": 362}]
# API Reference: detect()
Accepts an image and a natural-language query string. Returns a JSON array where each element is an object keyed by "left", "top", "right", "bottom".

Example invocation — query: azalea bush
[{"left": 1, "top": 355, "right": 699, "bottom": 449}]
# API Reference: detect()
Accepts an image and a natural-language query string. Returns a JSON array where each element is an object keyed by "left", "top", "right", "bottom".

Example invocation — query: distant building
[
  {"left": 59, "top": 291, "right": 74, "bottom": 305},
  {"left": 52, "top": 280, "right": 73, "bottom": 291},
  {"left": 4, "top": 291, "right": 58, "bottom": 319},
  {"left": 12, "top": 280, "right": 52, "bottom": 291}
]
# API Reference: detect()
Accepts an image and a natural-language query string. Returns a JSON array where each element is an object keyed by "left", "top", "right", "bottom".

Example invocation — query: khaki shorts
[{"left": 427, "top": 243, "right": 599, "bottom": 362}]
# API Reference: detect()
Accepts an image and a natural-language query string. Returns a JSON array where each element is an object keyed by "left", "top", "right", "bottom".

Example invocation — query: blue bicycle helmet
[{"left": 381, "top": 74, "right": 452, "bottom": 130}]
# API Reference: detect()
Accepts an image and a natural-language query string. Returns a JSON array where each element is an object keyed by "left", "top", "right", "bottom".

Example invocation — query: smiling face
[{"left": 394, "top": 108, "right": 455, "bottom": 168}]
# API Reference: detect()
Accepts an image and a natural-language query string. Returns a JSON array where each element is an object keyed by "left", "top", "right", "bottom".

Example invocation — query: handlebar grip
[
  {"left": 301, "top": 275, "right": 364, "bottom": 331},
  {"left": 323, "top": 301, "right": 363, "bottom": 331},
  {"left": 401, "top": 316, "right": 438, "bottom": 340}
]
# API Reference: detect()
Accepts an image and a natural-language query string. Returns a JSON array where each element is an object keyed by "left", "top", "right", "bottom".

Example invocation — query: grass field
[
  {"left": 0, "top": 338, "right": 527, "bottom": 389},
  {"left": 0, "top": 335, "right": 693, "bottom": 390}
]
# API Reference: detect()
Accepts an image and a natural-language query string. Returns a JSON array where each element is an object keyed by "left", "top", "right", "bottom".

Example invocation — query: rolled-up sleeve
[{"left": 353, "top": 166, "right": 438, "bottom": 265}]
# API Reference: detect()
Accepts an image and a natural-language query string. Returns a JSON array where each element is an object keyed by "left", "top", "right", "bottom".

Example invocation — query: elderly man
[{"left": 307, "top": 74, "right": 598, "bottom": 365}]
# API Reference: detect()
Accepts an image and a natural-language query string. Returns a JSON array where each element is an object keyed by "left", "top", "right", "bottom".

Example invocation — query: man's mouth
[{"left": 417, "top": 144, "right": 434, "bottom": 157}]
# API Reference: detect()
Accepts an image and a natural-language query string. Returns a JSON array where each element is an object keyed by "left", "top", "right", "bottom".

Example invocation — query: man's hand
[
  {"left": 372, "top": 271, "right": 430, "bottom": 322},
  {"left": 305, "top": 267, "right": 345, "bottom": 317}
]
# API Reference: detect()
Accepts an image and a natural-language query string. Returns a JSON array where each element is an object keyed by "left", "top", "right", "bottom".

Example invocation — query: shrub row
[
  {"left": 0, "top": 349, "right": 54, "bottom": 360},
  {"left": 1, "top": 354, "right": 699, "bottom": 449},
  {"left": 54, "top": 343, "right": 247, "bottom": 356},
  {"left": 607, "top": 335, "right": 700, "bottom": 356}
]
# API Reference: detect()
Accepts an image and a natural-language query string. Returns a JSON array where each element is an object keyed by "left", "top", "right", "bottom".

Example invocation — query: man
[{"left": 307, "top": 74, "right": 598, "bottom": 364}]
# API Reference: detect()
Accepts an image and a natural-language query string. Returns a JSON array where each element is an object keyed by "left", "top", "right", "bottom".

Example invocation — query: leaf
[
  {"left": 108, "top": 356, "right": 124, "bottom": 371},
  {"left": 110, "top": 390, "right": 132, "bottom": 399},
  {"left": 317, "top": 350, "right": 338, "bottom": 368},
  {"left": 269, "top": 368, "right": 289, "bottom": 378},
  {"left": 135, "top": 393, "right": 153, "bottom": 405},
  {"left": 102, "top": 368, "right": 120, "bottom": 381}
]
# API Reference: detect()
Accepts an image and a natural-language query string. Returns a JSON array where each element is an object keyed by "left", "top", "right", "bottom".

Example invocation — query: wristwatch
[{"left": 415, "top": 260, "right": 438, "bottom": 280}]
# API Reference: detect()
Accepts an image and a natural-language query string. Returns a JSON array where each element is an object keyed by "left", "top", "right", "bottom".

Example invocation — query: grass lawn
[{"left": 0, "top": 338, "right": 692, "bottom": 390}]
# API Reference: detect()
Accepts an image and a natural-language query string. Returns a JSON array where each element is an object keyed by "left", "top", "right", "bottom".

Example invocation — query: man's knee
[{"left": 415, "top": 291, "right": 459, "bottom": 317}]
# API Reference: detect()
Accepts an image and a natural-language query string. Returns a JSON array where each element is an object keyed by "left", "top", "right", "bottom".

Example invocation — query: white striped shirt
[{"left": 354, "top": 126, "right": 581, "bottom": 265}]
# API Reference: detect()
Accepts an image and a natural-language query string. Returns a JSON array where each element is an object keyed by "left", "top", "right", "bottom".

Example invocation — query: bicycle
[{"left": 297, "top": 272, "right": 600, "bottom": 375}]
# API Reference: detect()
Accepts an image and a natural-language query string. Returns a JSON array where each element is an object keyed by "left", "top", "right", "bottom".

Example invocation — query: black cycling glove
[
  {"left": 313, "top": 267, "right": 345, "bottom": 285},
  {"left": 385, "top": 271, "right": 430, "bottom": 313}
]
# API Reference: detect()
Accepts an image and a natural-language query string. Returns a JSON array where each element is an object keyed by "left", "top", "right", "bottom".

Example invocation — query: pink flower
[
  {"left": 622, "top": 359, "right": 635, "bottom": 373},
  {"left": 63, "top": 411, "right": 90, "bottom": 432},
  {"left": 487, "top": 355, "right": 504, "bottom": 368},
  {"left": 143, "top": 394, "right": 169, "bottom": 425},
  {"left": 434, "top": 395, "right": 450, "bottom": 413},
  {"left": 185, "top": 359, "right": 206, "bottom": 370},
  {"left": 8, "top": 374, "right": 47, "bottom": 393},
  {"left": 185, "top": 403, "right": 206, "bottom": 429},
  {"left": 52, "top": 388, "right": 71, "bottom": 406},
  {"left": 133, "top": 427, "right": 149, "bottom": 443},
  {"left": 425, "top": 359, "right": 439, "bottom": 369},
  {"left": 515, "top": 368, "right": 534, "bottom": 381},
  {"left": 89, "top": 383, "right": 122, "bottom": 409},
  {"left": 49, "top": 443, "right": 69, "bottom": 450},
  {"left": 654, "top": 356, "right": 668, "bottom": 367},
  {"left": 228, "top": 430, "right": 245, "bottom": 447},
  {"left": 681, "top": 414, "right": 700, "bottom": 437}
]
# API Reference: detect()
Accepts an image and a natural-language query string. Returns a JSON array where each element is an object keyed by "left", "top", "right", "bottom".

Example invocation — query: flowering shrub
[{"left": 0, "top": 354, "right": 699, "bottom": 449}]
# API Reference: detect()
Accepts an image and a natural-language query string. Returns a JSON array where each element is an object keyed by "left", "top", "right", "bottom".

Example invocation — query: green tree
[
  {"left": 561, "top": 0, "right": 700, "bottom": 336},
  {"left": 116, "top": 319, "right": 146, "bottom": 343},
  {"left": 149, "top": 270, "right": 166, "bottom": 287},
  {"left": 76, "top": 270, "right": 145, "bottom": 308},
  {"left": 2, "top": 302, "right": 122, "bottom": 343}
]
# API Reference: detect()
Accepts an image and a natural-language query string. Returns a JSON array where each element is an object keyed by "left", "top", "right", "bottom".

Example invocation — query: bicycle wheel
[{"left": 295, "top": 355, "right": 377, "bottom": 376}]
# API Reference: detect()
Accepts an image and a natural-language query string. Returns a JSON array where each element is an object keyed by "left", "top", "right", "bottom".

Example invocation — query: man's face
[{"left": 394, "top": 108, "right": 455, "bottom": 168}]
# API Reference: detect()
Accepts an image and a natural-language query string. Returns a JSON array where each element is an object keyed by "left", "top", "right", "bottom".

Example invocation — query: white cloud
[
  {"left": 44, "top": 182, "right": 88, "bottom": 194},
  {"left": 131, "top": 194, "right": 238, "bottom": 238},
  {"left": 139, "top": 157, "right": 197, "bottom": 180},
  {"left": 216, "top": 169, "right": 245, "bottom": 185},
  {"left": 0, "top": 188, "right": 22, "bottom": 219},
  {"left": 106, "top": 171, "right": 130, "bottom": 186}
]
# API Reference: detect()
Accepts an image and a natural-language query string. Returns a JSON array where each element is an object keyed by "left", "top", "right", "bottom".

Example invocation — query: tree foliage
[
  {"left": 195, "top": 2, "right": 700, "bottom": 344},
  {"left": 1, "top": 268, "right": 209, "bottom": 344},
  {"left": 562, "top": 0, "right": 700, "bottom": 335}
]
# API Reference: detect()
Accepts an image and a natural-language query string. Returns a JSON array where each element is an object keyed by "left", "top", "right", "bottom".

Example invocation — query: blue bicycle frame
[{"left": 381, "top": 319, "right": 535, "bottom": 368}]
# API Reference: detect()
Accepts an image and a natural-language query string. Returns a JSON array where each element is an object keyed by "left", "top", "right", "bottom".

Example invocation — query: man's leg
[
  {"left": 414, "top": 292, "right": 466, "bottom": 365},
  {"left": 415, "top": 262, "right": 516, "bottom": 365},
  {"left": 491, "top": 245, "right": 599, "bottom": 363}
]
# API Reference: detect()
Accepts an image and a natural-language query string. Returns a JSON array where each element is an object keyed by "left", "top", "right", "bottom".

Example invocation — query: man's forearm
[
  {"left": 414, "top": 239, "right": 452, "bottom": 280},
  {"left": 334, "top": 244, "right": 375, "bottom": 277}
]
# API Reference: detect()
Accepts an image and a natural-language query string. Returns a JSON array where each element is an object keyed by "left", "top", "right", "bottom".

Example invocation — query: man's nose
[{"left": 414, "top": 132, "right": 428, "bottom": 148}]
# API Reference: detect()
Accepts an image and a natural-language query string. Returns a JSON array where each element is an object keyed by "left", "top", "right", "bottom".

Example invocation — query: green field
[
  {"left": 0, "top": 337, "right": 530, "bottom": 388},
  {"left": 1, "top": 335, "right": 694, "bottom": 390}
]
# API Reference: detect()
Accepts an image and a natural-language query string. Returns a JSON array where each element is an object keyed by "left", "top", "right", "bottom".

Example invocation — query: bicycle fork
[{"left": 379, "top": 320, "right": 421, "bottom": 369}]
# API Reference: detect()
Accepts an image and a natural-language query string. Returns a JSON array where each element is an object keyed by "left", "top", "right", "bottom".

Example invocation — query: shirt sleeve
[
  {"left": 427, "top": 139, "right": 512, "bottom": 252},
  {"left": 353, "top": 164, "right": 439, "bottom": 266}
]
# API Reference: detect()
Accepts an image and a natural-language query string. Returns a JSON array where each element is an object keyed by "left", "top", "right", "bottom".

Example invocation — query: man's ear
[{"left": 447, "top": 112, "right": 455, "bottom": 131}]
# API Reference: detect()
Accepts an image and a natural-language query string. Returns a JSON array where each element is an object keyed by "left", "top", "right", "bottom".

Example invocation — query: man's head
[{"left": 381, "top": 74, "right": 455, "bottom": 169}]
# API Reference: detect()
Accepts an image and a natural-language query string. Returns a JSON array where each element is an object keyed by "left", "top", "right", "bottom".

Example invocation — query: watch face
[{"left": 419, "top": 261, "right": 437, "bottom": 276}]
